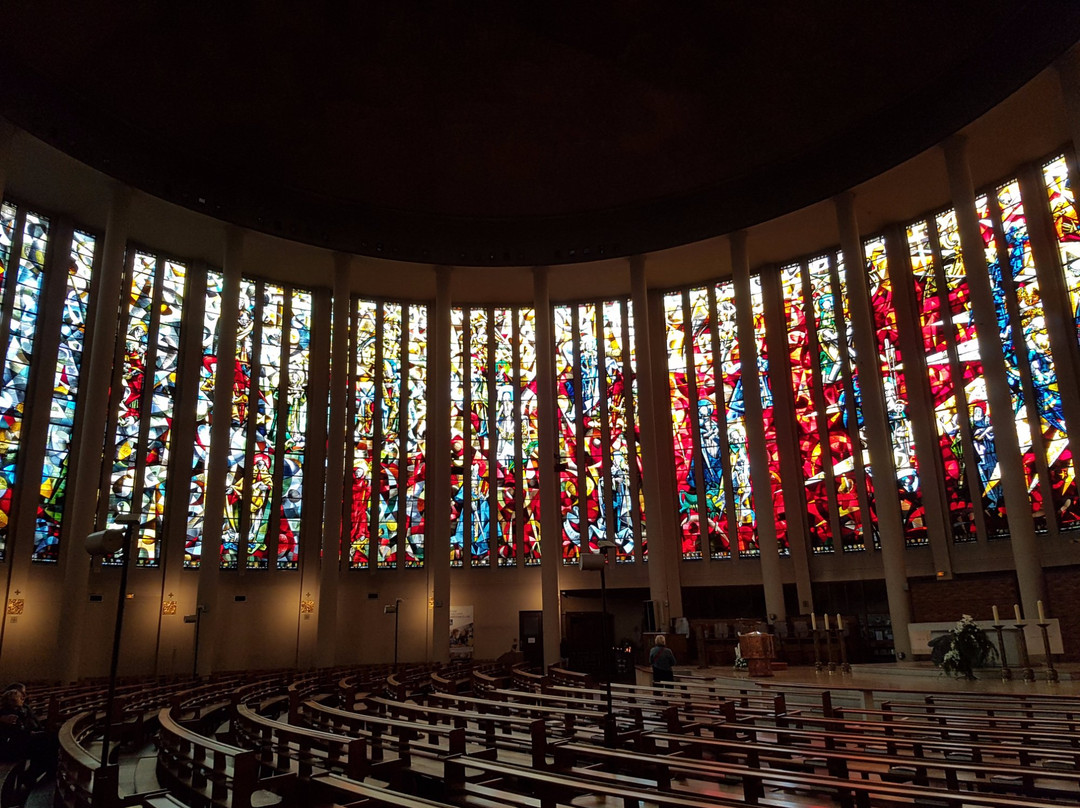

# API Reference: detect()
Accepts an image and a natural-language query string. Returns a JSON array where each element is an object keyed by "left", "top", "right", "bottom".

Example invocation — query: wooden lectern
[{"left": 740, "top": 631, "right": 776, "bottom": 677}]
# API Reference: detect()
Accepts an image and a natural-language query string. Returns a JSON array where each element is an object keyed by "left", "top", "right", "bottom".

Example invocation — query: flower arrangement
[
  {"left": 928, "top": 615, "right": 998, "bottom": 680},
  {"left": 733, "top": 642, "right": 748, "bottom": 670}
]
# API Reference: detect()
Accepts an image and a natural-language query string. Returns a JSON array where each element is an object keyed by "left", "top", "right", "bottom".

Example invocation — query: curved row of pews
[{"left": 27, "top": 662, "right": 1080, "bottom": 808}]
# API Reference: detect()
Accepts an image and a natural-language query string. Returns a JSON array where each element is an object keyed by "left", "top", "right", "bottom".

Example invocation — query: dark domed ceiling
[{"left": 3, "top": 2, "right": 1080, "bottom": 265}]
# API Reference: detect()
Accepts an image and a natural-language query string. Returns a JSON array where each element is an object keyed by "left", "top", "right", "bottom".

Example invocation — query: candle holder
[
  {"left": 1014, "top": 623, "right": 1036, "bottom": 683},
  {"left": 838, "top": 626, "right": 851, "bottom": 675},
  {"left": 824, "top": 626, "right": 836, "bottom": 674},
  {"left": 1037, "top": 622, "right": 1059, "bottom": 684},
  {"left": 812, "top": 627, "right": 823, "bottom": 673},
  {"left": 992, "top": 623, "right": 1011, "bottom": 681}
]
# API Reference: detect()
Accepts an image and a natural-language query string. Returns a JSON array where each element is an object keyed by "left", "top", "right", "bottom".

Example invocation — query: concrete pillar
[
  {"left": 427, "top": 267, "right": 452, "bottom": 663},
  {"left": 729, "top": 233, "right": 786, "bottom": 623},
  {"left": 0, "top": 120, "right": 14, "bottom": 204},
  {"left": 193, "top": 229, "right": 243, "bottom": 675},
  {"left": 315, "top": 253, "right": 352, "bottom": 667},
  {"left": 298, "top": 286, "right": 332, "bottom": 668},
  {"left": 884, "top": 224, "right": 954, "bottom": 577},
  {"left": 761, "top": 266, "right": 811, "bottom": 617},
  {"left": 834, "top": 193, "right": 914, "bottom": 657},
  {"left": 943, "top": 137, "right": 1046, "bottom": 618},
  {"left": 533, "top": 267, "right": 563, "bottom": 666},
  {"left": 56, "top": 184, "right": 132, "bottom": 682},
  {"left": 629, "top": 256, "right": 683, "bottom": 628},
  {"left": 1054, "top": 44, "right": 1080, "bottom": 183}
]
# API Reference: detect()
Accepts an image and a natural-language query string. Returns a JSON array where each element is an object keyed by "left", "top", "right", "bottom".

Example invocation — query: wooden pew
[
  {"left": 360, "top": 695, "right": 549, "bottom": 767},
  {"left": 157, "top": 707, "right": 295, "bottom": 808},
  {"left": 645, "top": 729, "right": 1080, "bottom": 800},
  {"left": 298, "top": 698, "right": 467, "bottom": 769},
  {"left": 547, "top": 741, "right": 1075, "bottom": 808}
]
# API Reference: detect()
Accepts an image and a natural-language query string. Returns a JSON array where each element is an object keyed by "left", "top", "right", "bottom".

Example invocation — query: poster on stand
[{"left": 450, "top": 605, "right": 475, "bottom": 659}]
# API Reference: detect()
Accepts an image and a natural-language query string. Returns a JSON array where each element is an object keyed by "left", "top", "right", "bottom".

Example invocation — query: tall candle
[
  {"left": 1014, "top": 603, "right": 1022, "bottom": 622},
  {"left": 811, "top": 613, "right": 817, "bottom": 631},
  {"left": 992, "top": 604, "right": 1000, "bottom": 623},
  {"left": 1038, "top": 600, "right": 1046, "bottom": 622},
  {"left": 836, "top": 613, "right": 843, "bottom": 631},
  {"left": 824, "top": 613, "right": 830, "bottom": 630}
]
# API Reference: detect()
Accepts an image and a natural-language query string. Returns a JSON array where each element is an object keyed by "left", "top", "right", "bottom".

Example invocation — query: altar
[{"left": 908, "top": 619, "right": 1063, "bottom": 666}]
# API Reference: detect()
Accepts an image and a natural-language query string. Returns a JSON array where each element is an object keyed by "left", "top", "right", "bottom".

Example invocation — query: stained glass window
[
  {"left": 219, "top": 280, "right": 311, "bottom": 569},
  {"left": 348, "top": 300, "right": 377, "bottom": 567},
  {"left": 664, "top": 292, "right": 698, "bottom": 558},
  {"left": 347, "top": 299, "right": 427, "bottom": 569},
  {"left": 603, "top": 300, "right": 642, "bottom": 561},
  {"left": 750, "top": 276, "right": 789, "bottom": 554},
  {"left": 782, "top": 263, "right": 833, "bottom": 553},
  {"left": 1043, "top": 155, "right": 1080, "bottom": 341},
  {"left": 447, "top": 306, "right": 543, "bottom": 567},
  {"left": 108, "top": 253, "right": 186, "bottom": 565},
  {"left": 864, "top": 237, "right": 927, "bottom": 546},
  {"left": 185, "top": 269, "right": 223, "bottom": 567},
  {"left": 555, "top": 301, "right": 644, "bottom": 564},
  {"left": 492, "top": 308, "right": 517, "bottom": 566},
  {"left": 985, "top": 182, "right": 1080, "bottom": 533},
  {"left": 807, "top": 255, "right": 866, "bottom": 551},
  {"left": 403, "top": 304, "right": 428, "bottom": 567},
  {"left": 0, "top": 205, "right": 50, "bottom": 561},
  {"left": 33, "top": 230, "right": 96, "bottom": 562},
  {"left": 907, "top": 217, "right": 981, "bottom": 541},
  {"left": 518, "top": 307, "right": 542, "bottom": 564},
  {"left": 716, "top": 280, "right": 757, "bottom": 556}
]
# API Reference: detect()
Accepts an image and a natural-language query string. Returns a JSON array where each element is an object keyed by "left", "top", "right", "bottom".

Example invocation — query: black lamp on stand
[
  {"left": 84, "top": 513, "right": 141, "bottom": 807},
  {"left": 384, "top": 598, "right": 403, "bottom": 672},
  {"left": 580, "top": 540, "right": 617, "bottom": 745}
]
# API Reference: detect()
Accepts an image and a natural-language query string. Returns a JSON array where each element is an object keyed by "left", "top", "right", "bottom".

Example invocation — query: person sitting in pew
[
  {"left": 0, "top": 684, "right": 58, "bottom": 781},
  {"left": 649, "top": 635, "right": 676, "bottom": 684}
]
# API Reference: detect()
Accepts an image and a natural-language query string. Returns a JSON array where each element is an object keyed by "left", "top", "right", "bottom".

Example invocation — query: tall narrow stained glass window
[
  {"left": 554, "top": 301, "right": 644, "bottom": 563},
  {"left": 449, "top": 306, "right": 541, "bottom": 567},
  {"left": 220, "top": 279, "right": 312, "bottom": 569},
  {"left": 34, "top": 230, "right": 97, "bottom": 562},
  {"left": 665, "top": 279, "right": 798, "bottom": 559},
  {"left": 185, "top": 269, "right": 223, "bottom": 567},
  {"left": 983, "top": 182, "right": 1080, "bottom": 533},
  {"left": 0, "top": 204, "right": 50, "bottom": 560},
  {"left": 782, "top": 263, "right": 834, "bottom": 553},
  {"left": 807, "top": 255, "right": 867, "bottom": 551},
  {"left": 906, "top": 217, "right": 981, "bottom": 541},
  {"left": 664, "top": 289, "right": 728, "bottom": 560},
  {"left": 517, "top": 308, "right": 542, "bottom": 564},
  {"left": 347, "top": 299, "right": 428, "bottom": 568},
  {"left": 107, "top": 252, "right": 186, "bottom": 565}
]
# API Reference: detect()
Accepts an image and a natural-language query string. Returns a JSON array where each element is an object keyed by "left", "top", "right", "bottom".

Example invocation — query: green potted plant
[{"left": 928, "top": 615, "right": 998, "bottom": 680}]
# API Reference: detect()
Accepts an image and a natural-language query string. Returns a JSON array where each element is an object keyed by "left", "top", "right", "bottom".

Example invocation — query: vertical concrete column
[
  {"left": 630, "top": 256, "right": 683, "bottom": 627},
  {"left": 426, "top": 266, "right": 452, "bottom": 663},
  {"left": 55, "top": 183, "right": 132, "bottom": 682},
  {"left": 1055, "top": 45, "right": 1080, "bottom": 182},
  {"left": 194, "top": 228, "right": 243, "bottom": 675},
  {"left": 533, "top": 267, "right": 563, "bottom": 666},
  {"left": 760, "top": 268, "right": 811, "bottom": 617},
  {"left": 298, "top": 286, "right": 332, "bottom": 668},
  {"left": 884, "top": 224, "right": 954, "bottom": 576},
  {"left": 729, "top": 234, "right": 786, "bottom": 622},
  {"left": 834, "top": 193, "right": 914, "bottom": 656},
  {"left": 0, "top": 121, "right": 14, "bottom": 203},
  {"left": 943, "top": 137, "right": 1047, "bottom": 617},
  {"left": 315, "top": 253, "right": 352, "bottom": 668}
]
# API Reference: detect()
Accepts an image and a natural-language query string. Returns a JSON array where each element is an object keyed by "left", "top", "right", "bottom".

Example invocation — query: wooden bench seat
[{"left": 157, "top": 707, "right": 296, "bottom": 808}]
